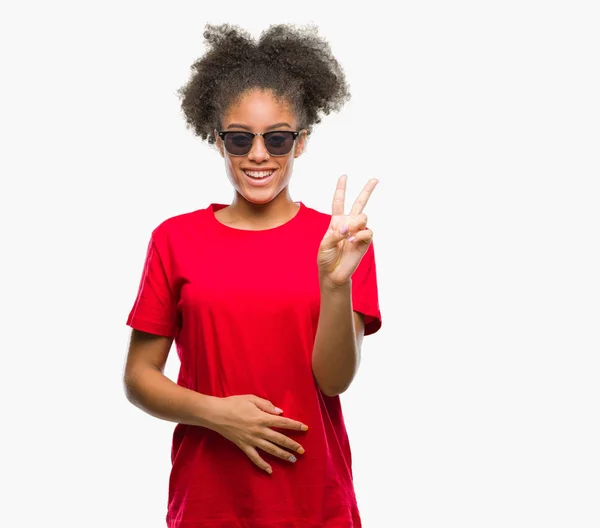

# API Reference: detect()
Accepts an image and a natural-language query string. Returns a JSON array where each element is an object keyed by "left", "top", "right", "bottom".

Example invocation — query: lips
[{"left": 241, "top": 168, "right": 277, "bottom": 187}]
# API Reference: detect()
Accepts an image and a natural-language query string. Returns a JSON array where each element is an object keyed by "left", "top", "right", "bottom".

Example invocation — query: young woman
[{"left": 124, "top": 23, "right": 382, "bottom": 527}]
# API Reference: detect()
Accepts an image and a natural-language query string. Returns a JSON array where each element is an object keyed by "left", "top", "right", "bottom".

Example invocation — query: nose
[{"left": 247, "top": 135, "right": 270, "bottom": 162}]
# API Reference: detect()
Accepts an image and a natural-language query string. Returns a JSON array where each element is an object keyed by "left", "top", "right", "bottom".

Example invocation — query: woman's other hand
[{"left": 206, "top": 394, "right": 308, "bottom": 475}]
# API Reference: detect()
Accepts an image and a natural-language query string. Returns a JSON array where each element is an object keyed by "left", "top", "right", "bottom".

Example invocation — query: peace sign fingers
[{"left": 319, "top": 175, "right": 379, "bottom": 286}]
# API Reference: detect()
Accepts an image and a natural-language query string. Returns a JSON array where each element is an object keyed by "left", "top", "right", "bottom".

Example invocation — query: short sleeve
[
  {"left": 126, "top": 230, "right": 180, "bottom": 338},
  {"left": 351, "top": 240, "right": 382, "bottom": 336}
]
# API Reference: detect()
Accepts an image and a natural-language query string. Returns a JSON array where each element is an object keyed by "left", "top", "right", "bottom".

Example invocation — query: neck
[{"left": 224, "top": 189, "right": 299, "bottom": 229}]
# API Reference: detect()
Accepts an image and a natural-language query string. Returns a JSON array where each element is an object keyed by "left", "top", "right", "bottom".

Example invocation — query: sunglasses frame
[{"left": 217, "top": 130, "right": 301, "bottom": 156}]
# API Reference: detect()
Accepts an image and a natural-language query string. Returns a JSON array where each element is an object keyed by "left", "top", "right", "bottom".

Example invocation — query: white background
[{"left": 1, "top": 1, "right": 599, "bottom": 527}]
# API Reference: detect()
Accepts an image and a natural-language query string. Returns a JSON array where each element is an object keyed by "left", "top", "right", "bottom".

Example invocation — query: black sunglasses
[{"left": 217, "top": 130, "right": 300, "bottom": 156}]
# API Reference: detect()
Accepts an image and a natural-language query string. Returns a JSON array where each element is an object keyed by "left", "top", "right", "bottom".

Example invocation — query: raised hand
[
  {"left": 208, "top": 394, "right": 308, "bottom": 475},
  {"left": 317, "top": 175, "right": 379, "bottom": 287}
]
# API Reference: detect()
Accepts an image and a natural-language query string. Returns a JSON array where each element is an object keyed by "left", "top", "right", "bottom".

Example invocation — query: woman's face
[{"left": 215, "top": 89, "right": 306, "bottom": 205}]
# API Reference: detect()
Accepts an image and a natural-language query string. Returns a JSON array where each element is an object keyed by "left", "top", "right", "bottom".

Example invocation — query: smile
[{"left": 243, "top": 170, "right": 275, "bottom": 179}]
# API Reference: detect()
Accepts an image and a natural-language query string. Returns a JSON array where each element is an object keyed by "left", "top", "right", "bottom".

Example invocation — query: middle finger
[{"left": 350, "top": 178, "right": 378, "bottom": 216}]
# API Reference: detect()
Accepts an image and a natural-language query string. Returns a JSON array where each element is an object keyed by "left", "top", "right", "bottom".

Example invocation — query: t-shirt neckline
[{"left": 208, "top": 201, "right": 306, "bottom": 233}]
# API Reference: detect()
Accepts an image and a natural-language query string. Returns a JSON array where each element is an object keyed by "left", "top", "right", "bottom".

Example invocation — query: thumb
[
  {"left": 320, "top": 225, "right": 348, "bottom": 251},
  {"left": 247, "top": 395, "right": 283, "bottom": 415}
]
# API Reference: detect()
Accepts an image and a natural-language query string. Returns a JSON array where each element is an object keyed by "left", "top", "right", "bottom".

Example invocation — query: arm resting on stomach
[{"left": 123, "top": 329, "right": 219, "bottom": 428}]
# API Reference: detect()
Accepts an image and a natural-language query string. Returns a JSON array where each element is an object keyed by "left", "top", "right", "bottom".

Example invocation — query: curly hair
[{"left": 177, "top": 23, "right": 351, "bottom": 144}]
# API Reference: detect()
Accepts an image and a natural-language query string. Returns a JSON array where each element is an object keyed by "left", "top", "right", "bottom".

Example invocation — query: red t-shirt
[{"left": 126, "top": 201, "right": 382, "bottom": 527}]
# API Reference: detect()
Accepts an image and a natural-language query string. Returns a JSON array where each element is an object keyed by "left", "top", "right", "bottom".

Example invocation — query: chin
[
  {"left": 241, "top": 185, "right": 288, "bottom": 205},
  {"left": 242, "top": 194, "right": 275, "bottom": 205},
  {"left": 238, "top": 190, "right": 276, "bottom": 205}
]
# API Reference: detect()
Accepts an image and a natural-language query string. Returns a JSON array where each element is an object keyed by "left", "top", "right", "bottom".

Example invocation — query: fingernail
[
  {"left": 301, "top": 424, "right": 308, "bottom": 431},
  {"left": 266, "top": 467, "right": 273, "bottom": 474},
  {"left": 274, "top": 407, "right": 283, "bottom": 413},
  {"left": 289, "top": 455, "right": 297, "bottom": 463},
  {"left": 297, "top": 447, "right": 305, "bottom": 454},
  {"left": 348, "top": 236, "right": 356, "bottom": 242},
  {"left": 340, "top": 225, "right": 349, "bottom": 235}
]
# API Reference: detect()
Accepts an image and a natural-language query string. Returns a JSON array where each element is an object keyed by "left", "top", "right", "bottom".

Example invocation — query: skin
[
  {"left": 213, "top": 89, "right": 307, "bottom": 230},
  {"left": 124, "top": 88, "right": 378, "bottom": 475},
  {"left": 312, "top": 174, "right": 379, "bottom": 396}
]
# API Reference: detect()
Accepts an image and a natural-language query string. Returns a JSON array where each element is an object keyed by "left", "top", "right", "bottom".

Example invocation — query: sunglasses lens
[
  {"left": 224, "top": 132, "right": 253, "bottom": 155},
  {"left": 222, "top": 131, "right": 296, "bottom": 156},
  {"left": 264, "top": 132, "right": 295, "bottom": 155}
]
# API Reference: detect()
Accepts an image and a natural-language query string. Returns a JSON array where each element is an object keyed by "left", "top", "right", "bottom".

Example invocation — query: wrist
[
  {"left": 193, "top": 394, "right": 223, "bottom": 430},
  {"left": 319, "top": 274, "right": 351, "bottom": 294}
]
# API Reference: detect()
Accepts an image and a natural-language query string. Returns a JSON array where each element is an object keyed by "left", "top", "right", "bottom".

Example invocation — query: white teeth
[{"left": 244, "top": 170, "right": 275, "bottom": 179}]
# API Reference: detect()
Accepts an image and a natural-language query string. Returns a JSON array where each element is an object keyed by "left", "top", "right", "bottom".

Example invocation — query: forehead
[{"left": 222, "top": 89, "right": 297, "bottom": 129}]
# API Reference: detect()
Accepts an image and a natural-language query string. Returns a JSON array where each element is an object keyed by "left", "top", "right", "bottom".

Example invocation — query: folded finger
[
  {"left": 347, "top": 228, "right": 373, "bottom": 245},
  {"left": 346, "top": 213, "right": 368, "bottom": 236}
]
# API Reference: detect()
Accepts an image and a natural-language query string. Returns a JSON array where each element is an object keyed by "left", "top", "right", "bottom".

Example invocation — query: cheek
[
  {"left": 281, "top": 158, "right": 295, "bottom": 176},
  {"left": 225, "top": 158, "right": 239, "bottom": 174},
  {"left": 224, "top": 160, "right": 240, "bottom": 183}
]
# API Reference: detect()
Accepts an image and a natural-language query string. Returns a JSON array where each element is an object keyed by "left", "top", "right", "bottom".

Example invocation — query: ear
[
  {"left": 214, "top": 129, "right": 224, "bottom": 157},
  {"left": 294, "top": 129, "right": 307, "bottom": 158}
]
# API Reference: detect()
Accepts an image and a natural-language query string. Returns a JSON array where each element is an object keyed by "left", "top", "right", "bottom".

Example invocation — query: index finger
[
  {"left": 331, "top": 174, "right": 347, "bottom": 216},
  {"left": 350, "top": 178, "right": 379, "bottom": 216}
]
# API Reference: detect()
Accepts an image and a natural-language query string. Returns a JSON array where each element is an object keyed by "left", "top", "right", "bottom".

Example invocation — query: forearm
[
  {"left": 311, "top": 277, "right": 359, "bottom": 397},
  {"left": 124, "top": 366, "right": 220, "bottom": 429}
]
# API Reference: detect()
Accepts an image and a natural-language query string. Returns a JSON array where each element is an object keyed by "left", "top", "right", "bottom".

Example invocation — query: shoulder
[
  {"left": 150, "top": 205, "right": 211, "bottom": 247},
  {"left": 300, "top": 202, "right": 331, "bottom": 227}
]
